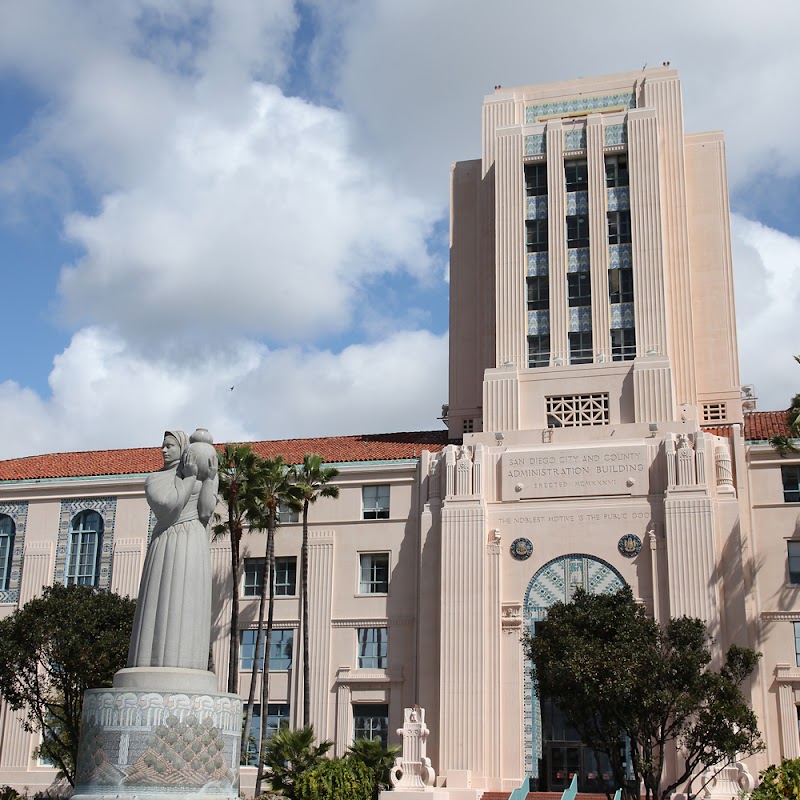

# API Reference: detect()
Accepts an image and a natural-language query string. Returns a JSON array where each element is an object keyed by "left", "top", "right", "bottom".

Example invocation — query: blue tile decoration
[
  {"left": 524, "top": 134, "right": 546, "bottom": 156},
  {"left": 568, "top": 306, "right": 592, "bottom": 332},
  {"left": 55, "top": 497, "right": 117, "bottom": 590},
  {"left": 511, "top": 538, "right": 533, "bottom": 560},
  {"left": 567, "top": 247, "right": 590, "bottom": 273},
  {"left": 527, "top": 252, "right": 549, "bottom": 276},
  {"left": 604, "top": 123, "right": 627, "bottom": 146},
  {"left": 523, "top": 555, "right": 625, "bottom": 776},
  {"left": 618, "top": 534, "right": 642, "bottom": 558},
  {"left": 526, "top": 196, "right": 548, "bottom": 220},
  {"left": 608, "top": 243, "right": 633, "bottom": 270},
  {"left": 0, "top": 502, "right": 27, "bottom": 604},
  {"left": 526, "top": 92, "right": 636, "bottom": 124},
  {"left": 607, "top": 186, "right": 630, "bottom": 212},
  {"left": 563, "top": 126, "right": 586, "bottom": 151},
  {"left": 610, "top": 302, "right": 635, "bottom": 329},
  {"left": 566, "top": 190, "right": 589, "bottom": 216},
  {"left": 528, "top": 310, "right": 550, "bottom": 335}
]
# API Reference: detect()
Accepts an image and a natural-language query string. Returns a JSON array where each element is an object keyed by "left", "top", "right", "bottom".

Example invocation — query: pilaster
[
  {"left": 483, "top": 367, "right": 520, "bottom": 432},
  {"left": 210, "top": 542, "right": 231, "bottom": 692},
  {"left": 309, "top": 529, "right": 335, "bottom": 738},
  {"left": 110, "top": 538, "right": 144, "bottom": 598},
  {"left": 19, "top": 541, "right": 53, "bottom": 605},
  {"left": 484, "top": 532, "right": 502, "bottom": 787},
  {"left": 586, "top": 115, "right": 610, "bottom": 357},
  {"left": 776, "top": 665, "right": 800, "bottom": 759},
  {"left": 546, "top": 120, "right": 567, "bottom": 363}
]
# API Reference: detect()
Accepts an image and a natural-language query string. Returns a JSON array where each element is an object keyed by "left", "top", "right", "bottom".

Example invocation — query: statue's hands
[
  {"left": 206, "top": 457, "right": 218, "bottom": 481},
  {"left": 181, "top": 449, "right": 199, "bottom": 478}
]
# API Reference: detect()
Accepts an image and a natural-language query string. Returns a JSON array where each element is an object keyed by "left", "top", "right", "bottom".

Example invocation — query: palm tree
[
  {"left": 214, "top": 444, "right": 269, "bottom": 694},
  {"left": 769, "top": 356, "right": 800, "bottom": 456},
  {"left": 262, "top": 725, "right": 332, "bottom": 800},
  {"left": 295, "top": 454, "right": 340, "bottom": 726}
]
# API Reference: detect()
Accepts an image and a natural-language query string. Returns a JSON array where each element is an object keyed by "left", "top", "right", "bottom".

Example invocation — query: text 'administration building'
[{"left": 0, "top": 66, "right": 798, "bottom": 795}]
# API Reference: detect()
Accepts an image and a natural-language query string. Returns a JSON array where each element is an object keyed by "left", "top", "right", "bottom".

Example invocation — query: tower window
[
  {"left": 605, "top": 154, "right": 629, "bottom": 187},
  {"left": 565, "top": 159, "right": 588, "bottom": 192},
  {"left": 525, "top": 163, "right": 548, "bottom": 196},
  {"left": 608, "top": 268, "right": 634, "bottom": 303},
  {"left": 528, "top": 335, "right": 550, "bottom": 368},
  {"left": 569, "top": 331, "right": 593, "bottom": 365},
  {"left": 611, "top": 329, "right": 636, "bottom": 361},
  {"left": 567, "top": 273, "right": 591, "bottom": 307},
  {"left": 566, "top": 215, "right": 590, "bottom": 248},
  {"left": 526, "top": 219, "right": 548, "bottom": 253},
  {"left": 527, "top": 275, "right": 549, "bottom": 311},
  {"left": 608, "top": 211, "right": 632, "bottom": 244}
]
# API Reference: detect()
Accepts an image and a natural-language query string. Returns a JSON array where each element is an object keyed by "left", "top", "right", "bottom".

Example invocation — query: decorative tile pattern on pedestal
[{"left": 0, "top": 502, "right": 27, "bottom": 604}]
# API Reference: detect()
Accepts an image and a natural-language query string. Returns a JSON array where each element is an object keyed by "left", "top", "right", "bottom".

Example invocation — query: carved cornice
[
  {"left": 761, "top": 611, "right": 800, "bottom": 621},
  {"left": 331, "top": 618, "right": 413, "bottom": 628}
]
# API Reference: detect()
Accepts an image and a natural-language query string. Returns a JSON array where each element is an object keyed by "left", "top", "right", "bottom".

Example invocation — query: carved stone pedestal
[{"left": 73, "top": 674, "right": 242, "bottom": 800}]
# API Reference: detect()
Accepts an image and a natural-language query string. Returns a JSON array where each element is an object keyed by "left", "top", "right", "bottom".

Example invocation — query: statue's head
[{"left": 161, "top": 431, "right": 188, "bottom": 467}]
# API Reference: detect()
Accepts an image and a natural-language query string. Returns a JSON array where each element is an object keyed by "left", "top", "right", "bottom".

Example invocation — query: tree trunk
[
  {"left": 227, "top": 498, "right": 241, "bottom": 695},
  {"left": 302, "top": 500, "right": 310, "bottom": 726}
]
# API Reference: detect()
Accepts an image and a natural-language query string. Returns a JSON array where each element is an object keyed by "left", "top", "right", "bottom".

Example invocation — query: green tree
[
  {"left": 347, "top": 738, "right": 399, "bottom": 800},
  {"left": 769, "top": 356, "right": 800, "bottom": 456},
  {"left": 524, "top": 586, "right": 762, "bottom": 800},
  {"left": 0, "top": 584, "right": 136, "bottom": 786},
  {"left": 214, "top": 444, "right": 270, "bottom": 694},
  {"left": 261, "top": 725, "right": 333, "bottom": 800},
  {"left": 295, "top": 755, "right": 374, "bottom": 800},
  {"left": 295, "top": 454, "right": 340, "bottom": 726},
  {"left": 751, "top": 758, "right": 800, "bottom": 800}
]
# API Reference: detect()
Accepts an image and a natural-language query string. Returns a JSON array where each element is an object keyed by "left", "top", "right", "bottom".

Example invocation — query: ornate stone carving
[
  {"left": 501, "top": 602, "right": 523, "bottom": 634},
  {"left": 390, "top": 707, "right": 436, "bottom": 790},
  {"left": 455, "top": 447, "right": 473, "bottom": 496},
  {"left": 676, "top": 433, "right": 696, "bottom": 486},
  {"left": 714, "top": 441, "right": 735, "bottom": 493}
]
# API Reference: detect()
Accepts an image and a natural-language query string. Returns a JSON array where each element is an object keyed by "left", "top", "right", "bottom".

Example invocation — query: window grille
[
  {"left": 462, "top": 418, "right": 474, "bottom": 434},
  {"left": 702, "top": 402, "right": 726, "bottom": 423},
  {"left": 546, "top": 393, "right": 609, "bottom": 428}
]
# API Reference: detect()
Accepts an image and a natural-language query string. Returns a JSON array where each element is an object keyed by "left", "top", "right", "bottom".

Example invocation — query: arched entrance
[{"left": 523, "top": 554, "right": 625, "bottom": 791}]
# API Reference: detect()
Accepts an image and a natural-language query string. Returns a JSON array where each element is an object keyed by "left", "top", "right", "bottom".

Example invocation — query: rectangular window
[
  {"left": 546, "top": 393, "right": 610, "bottom": 428},
  {"left": 353, "top": 704, "right": 389, "bottom": 746},
  {"left": 357, "top": 627, "right": 388, "bottom": 669},
  {"left": 527, "top": 275, "right": 549, "bottom": 311},
  {"left": 795, "top": 622, "right": 800, "bottom": 667},
  {"left": 528, "top": 334, "right": 550, "bottom": 369},
  {"left": 611, "top": 329, "right": 636, "bottom": 361},
  {"left": 362, "top": 485, "right": 390, "bottom": 519},
  {"left": 566, "top": 214, "right": 589, "bottom": 249},
  {"left": 244, "top": 704, "right": 291, "bottom": 766},
  {"left": 278, "top": 502, "right": 299, "bottom": 524},
  {"left": 525, "top": 163, "right": 548, "bottom": 196},
  {"left": 608, "top": 210, "right": 632, "bottom": 245},
  {"left": 526, "top": 218, "right": 548, "bottom": 253},
  {"left": 605, "top": 154, "right": 629, "bottom": 187},
  {"left": 784, "top": 467, "right": 800, "bottom": 503},
  {"left": 0, "top": 515, "right": 15, "bottom": 592},
  {"left": 567, "top": 272, "right": 591, "bottom": 307},
  {"left": 240, "top": 628, "right": 294, "bottom": 671},
  {"left": 359, "top": 553, "right": 389, "bottom": 594},
  {"left": 569, "top": 331, "right": 593, "bottom": 365},
  {"left": 789, "top": 542, "right": 800, "bottom": 584},
  {"left": 564, "top": 159, "right": 588, "bottom": 192},
  {"left": 242, "top": 557, "right": 297, "bottom": 597},
  {"left": 608, "top": 268, "right": 634, "bottom": 303}
]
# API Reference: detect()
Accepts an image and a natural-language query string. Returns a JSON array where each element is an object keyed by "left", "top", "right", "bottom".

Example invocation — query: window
[
  {"left": 240, "top": 628, "right": 294, "bottom": 671},
  {"left": 353, "top": 704, "right": 389, "bottom": 746},
  {"left": 242, "top": 557, "right": 297, "bottom": 597},
  {"left": 569, "top": 331, "right": 593, "bottom": 365},
  {"left": 566, "top": 214, "right": 589, "bottom": 248},
  {"left": 528, "top": 334, "right": 550, "bottom": 369},
  {"left": 244, "top": 704, "right": 290, "bottom": 765},
  {"left": 702, "top": 403, "right": 727, "bottom": 423},
  {"left": 65, "top": 510, "right": 103, "bottom": 587},
  {"left": 795, "top": 622, "right": 800, "bottom": 667},
  {"left": 605, "top": 154, "right": 629, "bottom": 187},
  {"left": 278, "top": 502, "right": 299, "bottom": 524},
  {"left": 789, "top": 542, "right": 800, "bottom": 585},
  {"left": 0, "top": 514, "right": 15, "bottom": 591},
  {"left": 362, "top": 485, "right": 390, "bottom": 519},
  {"left": 567, "top": 272, "right": 591, "bottom": 307},
  {"left": 564, "top": 159, "right": 588, "bottom": 192},
  {"left": 525, "top": 163, "right": 548, "bottom": 196},
  {"left": 608, "top": 210, "right": 632, "bottom": 244},
  {"left": 359, "top": 553, "right": 389, "bottom": 594},
  {"left": 546, "top": 393, "right": 610, "bottom": 428},
  {"left": 783, "top": 467, "right": 800, "bottom": 503},
  {"left": 526, "top": 219, "right": 548, "bottom": 253},
  {"left": 462, "top": 418, "right": 474, "bottom": 434},
  {"left": 611, "top": 329, "right": 636, "bottom": 361},
  {"left": 527, "top": 275, "right": 549, "bottom": 311},
  {"left": 608, "top": 267, "right": 634, "bottom": 303},
  {"left": 357, "top": 627, "right": 388, "bottom": 669}
]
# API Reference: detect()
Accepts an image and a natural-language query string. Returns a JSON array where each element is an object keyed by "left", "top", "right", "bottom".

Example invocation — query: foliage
[
  {"left": 262, "top": 725, "right": 333, "bottom": 800},
  {"left": 0, "top": 584, "right": 136, "bottom": 786},
  {"left": 347, "top": 738, "right": 399, "bottom": 800},
  {"left": 295, "top": 454, "right": 340, "bottom": 726},
  {"left": 769, "top": 356, "right": 800, "bottom": 456},
  {"left": 295, "top": 755, "right": 373, "bottom": 800},
  {"left": 751, "top": 758, "right": 800, "bottom": 800},
  {"left": 524, "top": 586, "right": 762, "bottom": 800}
]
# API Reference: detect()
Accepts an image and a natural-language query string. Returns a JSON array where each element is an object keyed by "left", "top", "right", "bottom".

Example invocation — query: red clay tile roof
[
  {"left": 0, "top": 431, "right": 451, "bottom": 482},
  {"left": 744, "top": 410, "right": 792, "bottom": 441}
]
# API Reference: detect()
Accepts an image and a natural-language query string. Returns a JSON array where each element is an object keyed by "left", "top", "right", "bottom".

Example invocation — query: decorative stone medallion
[
  {"left": 617, "top": 534, "right": 642, "bottom": 558},
  {"left": 511, "top": 538, "right": 533, "bottom": 560}
]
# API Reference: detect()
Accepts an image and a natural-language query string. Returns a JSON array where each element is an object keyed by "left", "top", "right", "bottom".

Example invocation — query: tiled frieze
[
  {"left": 609, "top": 242, "right": 633, "bottom": 270},
  {"left": 566, "top": 190, "right": 589, "bottom": 216},
  {"left": 567, "top": 247, "right": 590, "bottom": 273},
  {"left": 525, "top": 195, "right": 548, "bottom": 220},
  {"left": 526, "top": 92, "right": 636, "bottom": 123},
  {"left": 563, "top": 125, "right": 586, "bottom": 151},
  {"left": 607, "top": 186, "right": 630, "bottom": 212},
  {"left": 524, "top": 134, "right": 546, "bottom": 156},
  {"left": 568, "top": 306, "right": 593, "bottom": 332},
  {"left": 54, "top": 497, "right": 117, "bottom": 589},
  {"left": 0, "top": 502, "right": 27, "bottom": 604},
  {"left": 527, "top": 310, "right": 550, "bottom": 336},
  {"left": 604, "top": 123, "right": 628, "bottom": 146},
  {"left": 527, "top": 252, "right": 549, "bottom": 276},
  {"left": 610, "top": 302, "right": 636, "bottom": 329}
]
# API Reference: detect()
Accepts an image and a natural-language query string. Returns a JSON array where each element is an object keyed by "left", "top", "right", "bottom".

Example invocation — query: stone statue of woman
[{"left": 127, "top": 429, "right": 219, "bottom": 672}]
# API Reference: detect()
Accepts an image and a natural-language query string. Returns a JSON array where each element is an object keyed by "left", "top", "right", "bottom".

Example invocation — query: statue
[{"left": 127, "top": 429, "right": 219, "bottom": 672}]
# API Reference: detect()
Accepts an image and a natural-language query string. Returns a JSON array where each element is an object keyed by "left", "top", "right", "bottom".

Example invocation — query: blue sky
[{"left": 0, "top": 0, "right": 797, "bottom": 458}]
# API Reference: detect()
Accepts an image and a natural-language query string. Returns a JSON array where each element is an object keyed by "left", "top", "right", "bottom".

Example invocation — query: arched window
[
  {"left": 0, "top": 514, "right": 15, "bottom": 591},
  {"left": 66, "top": 510, "right": 103, "bottom": 587}
]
